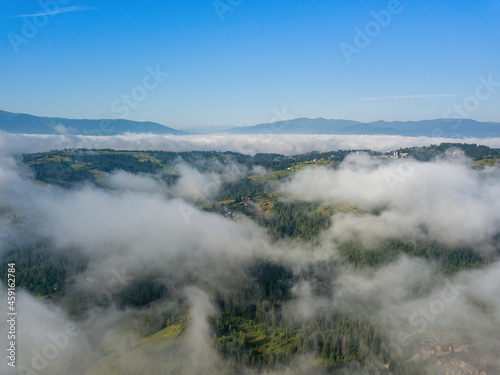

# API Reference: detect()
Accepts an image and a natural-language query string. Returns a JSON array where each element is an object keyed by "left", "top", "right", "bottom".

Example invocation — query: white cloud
[
  {"left": 281, "top": 154, "right": 500, "bottom": 247},
  {"left": 358, "top": 94, "right": 468, "bottom": 101},
  {"left": 102, "top": 170, "right": 166, "bottom": 194},
  {"left": 2, "top": 131, "right": 500, "bottom": 156},
  {"left": 2, "top": 135, "right": 500, "bottom": 373},
  {"left": 170, "top": 164, "right": 221, "bottom": 202},
  {"left": 13, "top": 6, "right": 91, "bottom": 18}
]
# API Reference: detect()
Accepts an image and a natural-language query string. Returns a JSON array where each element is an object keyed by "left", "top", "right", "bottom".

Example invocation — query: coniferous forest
[{"left": 1, "top": 143, "right": 499, "bottom": 375}]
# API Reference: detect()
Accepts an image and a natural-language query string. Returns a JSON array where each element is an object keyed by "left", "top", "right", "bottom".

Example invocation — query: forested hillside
[{"left": 1, "top": 143, "right": 499, "bottom": 374}]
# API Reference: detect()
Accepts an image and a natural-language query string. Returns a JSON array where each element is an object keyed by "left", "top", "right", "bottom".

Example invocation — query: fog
[
  {"left": 281, "top": 154, "right": 500, "bottom": 248},
  {"left": 0, "top": 137, "right": 499, "bottom": 374},
  {"left": 2, "top": 131, "right": 500, "bottom": 156}
]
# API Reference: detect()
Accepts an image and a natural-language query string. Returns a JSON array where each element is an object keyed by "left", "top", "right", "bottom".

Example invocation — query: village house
[
  {"left": 429, "top": 355, "right": 442, "bottom": 366},
  {"left": 443, "top": 364, "right": 463, "bottom": 375},
  {"left": 449, "top": 354, "right": 466, "bottom": 368},
  {"left": 420, "top": 344, "right": 435, "bottom": 355},
  {"left": 431, "top": 340, "right": 452, "bottom": 352},
  {"left": 461, "top": 362, "right": 479, "bottom": 375}
]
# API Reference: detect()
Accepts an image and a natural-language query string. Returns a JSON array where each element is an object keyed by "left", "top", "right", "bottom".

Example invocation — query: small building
[
  {"left": 443, "top": 364, "right": 463, "bottom": 375},
  {"left": 460, "top": 362, "right": 479, "bottom": 375},
  {"left": 449, "top": 354, "right": 466, "bottom": 368},
  {"left": 420, "top": 344, "right": 435, "bottom": 355},
  {"left": 432, "top": 341, "right": 452, "bottom": 352},
  {"left": 429, "top": 355, "right": 442, "bottom": 366},
  {"left": 462, "top": 346, "right": 477, "bottom": 356}
]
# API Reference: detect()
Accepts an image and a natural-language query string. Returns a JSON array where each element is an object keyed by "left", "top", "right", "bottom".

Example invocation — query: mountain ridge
[
  {"left": 226, "top": 117, "right": 500, "bottom": 138},
  {"left": 2, "top": 110, "right": 500, "bottom": 138},
  {"left": 0, "top": 110, "right": 188, "bottom": 136}
]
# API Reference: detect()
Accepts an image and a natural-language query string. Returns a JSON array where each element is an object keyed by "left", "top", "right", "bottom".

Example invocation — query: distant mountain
[
  {"left": 3, "top": 111, "right": 500, "bottom": 138},
  {"left": 0, "top": 110, "right": 188, "bottom": 135},
  {"left": 227, "top": 118, "right": 500, "bottom": 138}
]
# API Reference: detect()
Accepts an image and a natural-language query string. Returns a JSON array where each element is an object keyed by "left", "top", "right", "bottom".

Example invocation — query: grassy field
[
  {"left": 71, "top": 163, "right": 90, "bottom": 170},
  {"left": 473, "top": 158, "right": 499, "bottom": 167},
  {"left": 28, "top": 156, "right": 73, "bottom": 164},
  {"left": 44, "top": 317, "right": 189, "bottom": 375}
]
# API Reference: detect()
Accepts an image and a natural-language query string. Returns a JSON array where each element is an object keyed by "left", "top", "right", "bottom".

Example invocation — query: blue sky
[{"left": 1, "top": 0, "right": 499, "bottom": 129}]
